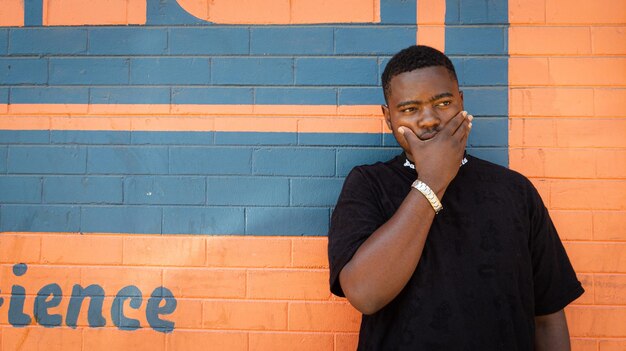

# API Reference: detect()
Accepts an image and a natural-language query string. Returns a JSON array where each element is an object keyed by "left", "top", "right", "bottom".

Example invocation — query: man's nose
[{"left": 418, "top": 109, "right": 440, "bottom": 130}]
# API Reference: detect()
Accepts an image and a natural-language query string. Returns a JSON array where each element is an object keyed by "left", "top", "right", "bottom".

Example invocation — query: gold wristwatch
[{"left": 411, "top": 180, "right": 443, "bottom": 214}]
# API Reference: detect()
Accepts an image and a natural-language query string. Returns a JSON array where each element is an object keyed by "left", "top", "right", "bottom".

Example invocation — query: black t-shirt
[{"left": 328, "top": 153, "right": 584, "bottom": 351}]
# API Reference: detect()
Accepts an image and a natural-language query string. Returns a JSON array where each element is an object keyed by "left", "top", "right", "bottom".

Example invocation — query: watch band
[{"left": 411, "top": 180, "right": 443, "bottom": 214}]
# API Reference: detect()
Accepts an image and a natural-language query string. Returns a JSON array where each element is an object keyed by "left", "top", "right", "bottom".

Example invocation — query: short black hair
[{"left": 381, "top": 45, "right": 458, "bottom": 102}]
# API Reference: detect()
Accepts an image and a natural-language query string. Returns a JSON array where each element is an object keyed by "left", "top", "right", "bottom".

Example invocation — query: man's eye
[
  {"left": 400, "top": 107, "right": 416, "bottom": 113},
  {"left": 437, "top": 101, "right": 451, "bottom": 107}
]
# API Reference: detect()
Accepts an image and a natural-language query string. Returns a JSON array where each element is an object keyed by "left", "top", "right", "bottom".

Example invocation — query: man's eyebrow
[{"left": 395, "top": 92, "right": 454, "bottom": 109}]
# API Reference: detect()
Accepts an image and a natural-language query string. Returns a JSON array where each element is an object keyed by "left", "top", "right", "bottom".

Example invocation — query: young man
[{"left": 328, "top": 45, "right": 583, "bottom": 350}]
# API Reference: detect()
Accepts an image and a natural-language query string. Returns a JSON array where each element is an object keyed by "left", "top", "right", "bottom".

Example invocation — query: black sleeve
[
  {"left": 328, "top": 167, "right": 385, "bottom": 297},
  {"left": 528, "top": 182, "right": 584, "bottom": 315}
]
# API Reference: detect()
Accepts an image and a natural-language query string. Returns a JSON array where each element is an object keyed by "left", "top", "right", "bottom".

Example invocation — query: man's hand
[{"left": 398, "top": 110, "right": 472, "bottom": 196}]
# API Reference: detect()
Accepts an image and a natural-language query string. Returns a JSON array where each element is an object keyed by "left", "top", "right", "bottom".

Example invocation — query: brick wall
[
  {"left": 0, "top": 0, "right": 623, "bottom": 350},
  {"left": 508, "top": 0, "right": 626, "bottom": 349}
]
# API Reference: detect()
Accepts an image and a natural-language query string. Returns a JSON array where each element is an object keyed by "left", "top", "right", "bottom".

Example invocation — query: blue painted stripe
[
  {"left": 1, "top": 205, "right": 80, "bottom": 232},
  {"left": 251, "top": 27, "right": 333, "bottom": 55},
  {"left": 0, "top": 30, "right": 7, "bottom": 55},
  {"left": 1, "top": 130, "right": 510, "bottom": 235},
  {"left": 9, "top": 28, "right": 87, "bottom": 54},
  {"left": 89, "top": 28, "right": 168, "bottom": 55},
  {"left": 0, "top": 130, "right": 50, "bottom": 144},
  {"left": 1, "top": 130, "right": 508, "bottom": 163},
  {"left": 334, "top": 27, "right": 416, "bottom": 55},
  {"left": 90, "top": 87, "right": 170, "bottom": 104},
  {"left": 11, "top": 87, "right": 89, "bottom": 104},
  {"left": 24, "top": 0, "right": 43, "bottom": 27}
]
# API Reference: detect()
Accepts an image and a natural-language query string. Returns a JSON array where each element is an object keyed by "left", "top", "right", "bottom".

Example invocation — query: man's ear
[
  {"left": 381, "top": 104, "right": 392, "bottom": 131},
  {"left": 459, "top": 90, "right": 464, "bottom": 108}
]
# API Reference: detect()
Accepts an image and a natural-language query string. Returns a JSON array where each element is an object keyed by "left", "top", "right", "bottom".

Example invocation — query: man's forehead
[{"left": 387, "top": 66, "right": 459, "bottom": 98}]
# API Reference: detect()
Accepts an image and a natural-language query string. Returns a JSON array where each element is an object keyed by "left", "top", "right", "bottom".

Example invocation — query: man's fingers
[
  {"left": 398, "top": 126, "right": 421, "bottom": 149},
  {"left": 445, "top": 110, "right": 468, "bottom": 135}
]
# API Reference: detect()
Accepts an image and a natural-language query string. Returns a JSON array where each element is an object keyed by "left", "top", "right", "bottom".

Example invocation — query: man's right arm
[{"left": 338, "top": 112, "right": 471, "bottom": 315}]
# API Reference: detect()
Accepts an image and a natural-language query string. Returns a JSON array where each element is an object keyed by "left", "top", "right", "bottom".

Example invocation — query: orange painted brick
[
  {"left": 44, "top": 0, "right": 130, "bottom": 25},
  {"left": 337, "top": 105, "right": 382, "bottom": 117},
  {"left": 417, "top": 25, "right": 445, "bottom": 53},
  {"left": 0, "top": 264, "right": 81, "bottom": 295},
  {"left": 168, "top": 298, "right": 204, "bottom": 329},
  {"left": 0, "top": 0, "right": 23, "bottom": 26},
  {"left": 600, "top": 340, "right": 626, "bottom": 351},
  {"left": 508, "top": 148, "right": 546, "bottom": 178},
  {"left": 131, "top": 116, "right": 214, "bottom": 132},
  {"left": 203, "top": 300, "right": 288, "bottom": 330},
  {"left": 127, "top": 0, "right": 147, "bottom": 24},
  {"left": 249, "top": 332, "right": 334, "bottom": 351},
  {"left": 80, "top": 266, "right": 162, "bottom": 297},
  {"left": 596, "top": 150, "right": 626, "bottom": 179},
  {"left": 546, "top": 0, "right": 626, "bottom": 24},
  {"left": 564, "top": 242, "right": 626, "bottom": 273},
  {"left": 88, "top": 104, "right": 171, "bottom": 116},
  {"left": 207, "top": 0, "right": 290, "bottom": 24},
  {"left": 543, "top": 148, "right": 596, "bottom": 179},
  {"left": 335, "top": 333, "right": 359, "bottom": 351},
  {"left": 509, "top": 27, "right": 591, "bottom": 55},
  {"left": 566, "top": 306, "right": 626, "bottom": 337},
  {"left": 511, "top": 148, "right": 599, "bottom": 179},
  {"left": 288, "top": 302, "right": 361, "bottom": 332},
  {"left": 573, "top": 274, "right": 594, "bottom": 305},
  {"left": 508, "top": 0, "right": 545, "bottom": 24},
  {"left": 123, "top": 236, "right": 206, "bottom": 267},
  {"left": 165, "top": 330, "right": 248, "bottom": 351},
  {"left": 83, "top": 328, "right": 165, "bottom": 351},
  {"left": 205, "top": 236, "right": 292, "bottom": 268},
  {"left": 1, "top": 326, "right": 82, "bottom": 351},
  {"left": 509, "top": 57, "right": 550, "bottom": 86},
  {"left": 175, "top": 0, "right": 208, "bottom": 20},
  {"left": 50, "top": 116, "right": 132, "bottom": 131},
  {"left": 551, "top": 210, "right": 593, "bottom": 241},
  {"left": 291, "top": 237, "right": 329, "bottom": 268},
  {"left": 548, "top": 58, "right": 626, "bottom": 86},
  {"left": 593, "top": 211, "right": 626, "bottom": 241},
  {"left": 0, "top": 103, "right": 7, "bottom": 114},
  {"left": 550, "top": 180, "right": 626, "bottom": 210},
  {"left": 554, "top": 119, "right": 626, "bottom": 148},
  {"left": 214, "top": 117, "right": 298, "bottom": 132},
  {"left": 510, "top": 88, "right": 594, "bottom": 117},
  {"left": 298, "top": 118, "right": 381, "bottom": 133},
  {"left": 594, "top": 274, "right": 626, "bottom": 305},
  {"left": 171, "top": 104, "right": 253, "bottom": 116},
  {"left": 247, "top": 269, "right": 331, "bottom": 300},
  {"left": 0, "top": 234, "right": 41, "bottom": 263},
  {"left": 253, "top": 105, "right": 337, "bottom": 116},
  {"left": 0, "top": 116, "right": 50, "bottom": 130},
  {"left": 291, "top": 0, "right": 377, "bottom": 24},
  {"left": 592, "top": 26, "right": 626, "bottom": 55},
  {"left": 594, "top": 89, "right": 626, "bottom": 117},
  {"left": 9, "top": 103, "right": 88, "bottom": 115},
  {"left": 528, "top": 178, "right": 551, "bottom": 206},
  {"left": 571, "top": 338, "right": 599, "bottom": 351},
  {"left": 417, "top": 0, "right": 445, "bottom": 24},
  {"left": 163, "top": 268, "right": 246, "bottom": 298},
  {"left": 41, "top": 234, "right": 123, "bottom": 265},
  {"left": 508, "top": 118, "right": 557, "bottom": 148}
]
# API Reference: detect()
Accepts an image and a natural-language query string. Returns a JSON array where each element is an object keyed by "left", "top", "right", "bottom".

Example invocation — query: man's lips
[{"left": 417, "top": 131, "right": 438, "bottom": 141}]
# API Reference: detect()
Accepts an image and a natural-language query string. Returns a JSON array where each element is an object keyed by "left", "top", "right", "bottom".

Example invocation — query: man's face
[{"left": 382, "top": 66, "right": 464, "bottom": 161}]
